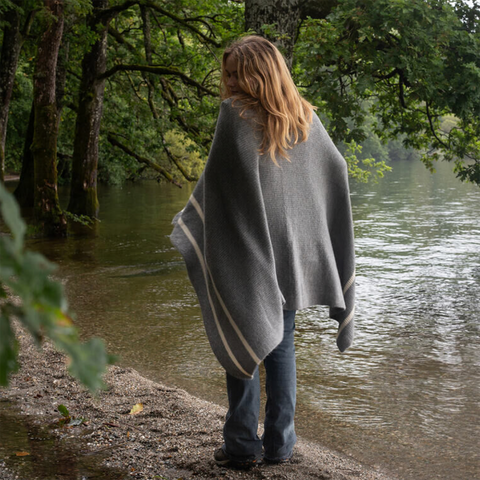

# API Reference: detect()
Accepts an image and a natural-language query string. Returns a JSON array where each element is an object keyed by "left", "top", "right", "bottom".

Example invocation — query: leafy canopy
[{"left": 295, "top": 0, "right": 480, "bottom": 184}]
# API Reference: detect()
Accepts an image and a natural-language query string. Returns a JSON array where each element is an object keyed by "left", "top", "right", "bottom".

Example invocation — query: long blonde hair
[{"left": 220, "top": 35, "right": 316, "bottom": 164}]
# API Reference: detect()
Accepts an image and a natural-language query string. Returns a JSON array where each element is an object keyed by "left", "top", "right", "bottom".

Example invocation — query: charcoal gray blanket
[{"left": 170, "top": 99, "right": 355, "bottom": 379}]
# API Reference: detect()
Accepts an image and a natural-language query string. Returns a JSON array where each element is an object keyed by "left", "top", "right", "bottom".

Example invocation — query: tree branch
[
  {"left": 108, "top": 26, "right": 137, "bottom": 53},
  {"left": 22, "top": 8, "right": 38, "bottom": 38},
  {"left": 140, "top": 0, "right": 221, "bottom": 47},
  {"left": 373, "top": 68, "right": 399, "bottom": 81},
  {"left": 161, "top": 135, "right": 198, "bottom": 182},
  {"left": 98, "top": 64, "right": 216, "bottom": 96},
  {"left": 95, "top": 0, "right": 139, "bottom": 21},
  {"left": 107, "top": 133, "right": 182, "bottom": 187},
  {"left": 426, "top": 102, "right": 449, "bottom": 150}
]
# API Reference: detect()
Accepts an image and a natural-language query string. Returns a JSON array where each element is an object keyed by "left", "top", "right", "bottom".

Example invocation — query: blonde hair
[{"left": 221, "top": 35, "right": 316, "bottom": 164}]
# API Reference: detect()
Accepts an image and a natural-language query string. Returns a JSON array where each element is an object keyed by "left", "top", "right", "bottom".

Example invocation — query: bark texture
[
  {"left": 0, "top": 2, "right": 23, "bottom": 183},
  {"left": 31, "top": 0, "right": 67, "bottom": 236},
  {"left": 67, "top": 0, "right": 110, "bottom": 218},
  {"left": 245, "top": 0, "right": 301, "bottom": 69},
  {"left": 15, "top": 41, "right": 68, "bottom": 209}
]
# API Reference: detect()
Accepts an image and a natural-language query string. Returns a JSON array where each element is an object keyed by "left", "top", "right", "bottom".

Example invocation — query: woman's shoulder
[
  {"left": 219, "top": 97, "right": 249, "bottom": 120},
  {"left": 221, "top": 97, "right": 234, "bottom": 108},
  {"left": 217, "top": 98, "right": 240, "bottom": 124},
  {"left": 217, "top": 98, "right": 258, "bottom": 133}
]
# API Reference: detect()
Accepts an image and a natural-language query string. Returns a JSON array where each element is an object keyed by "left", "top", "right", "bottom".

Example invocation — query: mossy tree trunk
[
  {"left": 67, "top": 0, "right": 110, "bottom": 219},
  {"left": 15, "top": 38, "right": 69, "bottom": 210},
  {"left": 31, "top": 0, "right": 67, "bottom": 237}
]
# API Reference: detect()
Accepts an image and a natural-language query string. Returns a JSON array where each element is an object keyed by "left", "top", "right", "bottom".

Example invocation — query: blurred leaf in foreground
[{"left": 0, "top": 183, "right": 115, "bottom": 391}]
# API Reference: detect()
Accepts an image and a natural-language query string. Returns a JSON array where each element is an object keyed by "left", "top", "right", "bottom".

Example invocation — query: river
[{"left": 9, "top": 158, "right": 480, "bottom": 480}]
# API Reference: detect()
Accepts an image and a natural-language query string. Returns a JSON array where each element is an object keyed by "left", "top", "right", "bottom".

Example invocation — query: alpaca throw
[{"left": 170, "top": 99, "right": 355, "bottom": 379}]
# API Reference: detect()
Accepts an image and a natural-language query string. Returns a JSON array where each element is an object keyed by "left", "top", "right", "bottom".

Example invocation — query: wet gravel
[{"left": 0, "top": 326, "right": 398, "bottom": 480}]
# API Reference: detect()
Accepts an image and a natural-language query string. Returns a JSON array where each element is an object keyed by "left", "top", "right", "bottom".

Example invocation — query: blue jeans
[{"left": 222, "top": 310, "right": 297, "bottom": 462}]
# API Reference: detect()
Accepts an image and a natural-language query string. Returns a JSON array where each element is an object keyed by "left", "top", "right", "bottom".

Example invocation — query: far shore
[{"left": 0, "top": 327, "right": 398, "bottom": 480}]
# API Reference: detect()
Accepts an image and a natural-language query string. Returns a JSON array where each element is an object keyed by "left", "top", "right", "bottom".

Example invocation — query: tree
[
  {"left": 245, "top": 0, "right": 300, "bottom": 68},
  {"left": 6, "top": 0, "right": 478, "bottom": 239},
  {"left": 14, "top": 42, "right": 69, "bottom": 209},
  {"left": 31, "top": 0, "right": 67, "bottom": 236},
  {"left": 67, "top": 0, "right": 230, "bottom": 219},
  {"left": 245, "top": 0, "right": 480, "bottom": 185},
  {"left": 67, "top": 0, "right": 111, "bottom": 220}
]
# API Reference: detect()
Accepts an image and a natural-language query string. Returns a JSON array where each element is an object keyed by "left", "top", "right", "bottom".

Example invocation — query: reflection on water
[{"left": 8, "top": 160, "right": 480, "bottom": 480}]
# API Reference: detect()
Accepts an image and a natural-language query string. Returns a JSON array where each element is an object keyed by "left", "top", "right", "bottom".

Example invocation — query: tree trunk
[
  {"left": 0, "top": 2, "right": 23, "bottom": 183},
  {"left": 13, "top": 102, "right": 35, "bottom": 209},
  {"left": 55, "top": 39, "right": 69, "bottom": 130},
  {"left": 15, "top": 40, "right": 68, "bottom": 209},
  {"left": 31, "top": 0, "right": 67, "bottom": 236},
  {"left": 67, "top": 0, "right": 109, "bottom": 219},
  {"left": 244, "top": 0, "right": 301, "bottom": 69}
]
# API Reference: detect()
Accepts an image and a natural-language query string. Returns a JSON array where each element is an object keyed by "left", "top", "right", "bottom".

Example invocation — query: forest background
[{"left": 1, "top": 0, "right": 480, "bottom": 238}]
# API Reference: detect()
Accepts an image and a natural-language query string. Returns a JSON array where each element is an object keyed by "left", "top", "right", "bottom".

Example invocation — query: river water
[{"left": 11, "top": 159, "right": 480, "bottom": 479}]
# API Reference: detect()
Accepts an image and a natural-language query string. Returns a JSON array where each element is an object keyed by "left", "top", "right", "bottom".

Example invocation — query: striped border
[
  {"left": 177, "top": 194, "right": 261, "bottom": 376},
  {"left": 337, "top": 270, "right": 355, "bottom": 341}
]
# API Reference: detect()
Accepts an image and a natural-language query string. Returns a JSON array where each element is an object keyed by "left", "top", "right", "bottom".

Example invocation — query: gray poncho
[{"left": 171, "top": 99, "right": 355, "bottom": 379}]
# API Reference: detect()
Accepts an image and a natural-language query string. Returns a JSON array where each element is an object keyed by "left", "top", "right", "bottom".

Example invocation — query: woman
[{"left": 171, "top": 36, "right": 355, "bottom": 467}]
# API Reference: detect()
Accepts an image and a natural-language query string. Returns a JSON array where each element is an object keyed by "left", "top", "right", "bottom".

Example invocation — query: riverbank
[{"left": 0, "top": 328, "right": 398, "bottom": 480}]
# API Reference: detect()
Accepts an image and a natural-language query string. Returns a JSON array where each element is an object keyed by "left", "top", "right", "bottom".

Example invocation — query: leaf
[
  {"left": 0, "top": 183, "right": 26, "bottom": 253},
  {"left": 55, "top": 312, "right": 74, "bottom": 328},
  {"left": 129, "top": 403, "right": 143, "bottom": 415},
  {"left": 0, "top": 176, "right": 113, "bottom": 392},
  {"left": 0, "top": 315, "right": 19, "bottom": 386},
  {"left": 57, "top": 404, "right": 70, "bottom": 418},
  {"left": 62, "top": 338, "right": 116, "bottom": 393},
  {"left": 15, "top": 452, "right": 30, "bottom": 456}
]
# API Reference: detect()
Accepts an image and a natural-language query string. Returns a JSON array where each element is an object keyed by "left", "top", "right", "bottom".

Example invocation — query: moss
[{"left": 31, "top": 104, "right": 67, "bottom": 237}]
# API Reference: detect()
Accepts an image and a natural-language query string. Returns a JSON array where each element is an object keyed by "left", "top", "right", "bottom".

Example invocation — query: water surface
[{"left": 11, "top": 159, "right": 480, "bottom": 479}]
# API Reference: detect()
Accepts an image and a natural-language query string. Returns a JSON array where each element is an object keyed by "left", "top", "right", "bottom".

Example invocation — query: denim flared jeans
[{"left": 222, "top": 310, "right": 297, "bottom": 462}]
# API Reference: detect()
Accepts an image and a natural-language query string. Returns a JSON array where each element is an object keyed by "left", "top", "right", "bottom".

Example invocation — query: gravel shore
[{"left": 0, "top": 328, "right": 398, "bottom": 480}]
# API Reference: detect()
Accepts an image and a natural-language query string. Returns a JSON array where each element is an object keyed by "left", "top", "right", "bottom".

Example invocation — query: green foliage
[
  {"left": 57, "top": 404, "right": 87, "bottom": 426},
  {"left": 341, "top": 138, "right": 391, "bottom": 183},
  {"left": 6, "top": 0, "right": 480, "bottom": 192},
  {"left": 163, "top": 130, "right": 206, "bottom": 181},
  {"left": 57, "top": 404, "right": 69, "bottom": 417},
  {"left": 0, "top": 183, "right": 115, "bottom": 391},
  {"left": 96, "top": 0, "right": 236, "bottom": 184},
  {"left": 295, "top": 0, "right": 480, "bottom": 185},
  {"left": 5, "top": 59, "right": 33, "bottom": 174},
  {"left": 0, "top": 0, "right": 38, "bottom": 29},
  {"left": 64, "top": 210, "right": 97, "bottom": 228}
]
